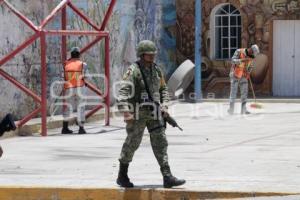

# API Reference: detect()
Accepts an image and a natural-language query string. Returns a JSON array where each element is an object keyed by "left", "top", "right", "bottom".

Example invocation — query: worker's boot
[
  {"left": 227, "top": 102, "right": 235, "bottom": 115},
  {"left": 241, "top": 102, "right": 250, "bottom": 115},
  {"left": 116, "top": 162, "right": 134, "bottom": 188},
  {"left": 0, "top": 114, "right": 16, "bottom": 136},
  {"left": 78, "top": 125, "right": 86, "bottom": 134},
  {"left": 163, "top": 175, "right": 186, "bottom": 188},
  {"left": 61, "top": 121, "right": 73, "bottom": 134},
  {"left": 161, "top": 165, "right": 186, "bottom": 188}
]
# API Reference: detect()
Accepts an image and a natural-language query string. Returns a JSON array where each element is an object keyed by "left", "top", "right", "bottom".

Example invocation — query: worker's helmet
[
  {"left": 251, "top": 44, "right": 260, "bottom": 57},
  {"left": 137, "top": 40, "right": 157, "bottom": 57},
  {"left": 70, "top": 46, "right": 80, "bottom": 53}
]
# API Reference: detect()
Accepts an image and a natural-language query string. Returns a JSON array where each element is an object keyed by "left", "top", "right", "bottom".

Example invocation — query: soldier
[
  {"left": 61, "top": 47, "right": 87, "bottom": 134},
  {"left": 0, "top": 113, "right": 17, "bottom": 158},
  {"left": 228, "top": 44, "right": 260, "bottom": 115},
  {"left": 116, "top": 40, "right": 186, "bottom": 188}
]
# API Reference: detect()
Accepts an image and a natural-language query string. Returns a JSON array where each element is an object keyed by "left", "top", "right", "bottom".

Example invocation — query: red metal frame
[{"left": 0, "top": 0, "right": 116, "bottom": 136}]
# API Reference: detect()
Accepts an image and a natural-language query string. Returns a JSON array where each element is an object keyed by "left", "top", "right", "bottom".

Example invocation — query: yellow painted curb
[{"left": 0, "top": 187, "right": 298, "bottom": 200}]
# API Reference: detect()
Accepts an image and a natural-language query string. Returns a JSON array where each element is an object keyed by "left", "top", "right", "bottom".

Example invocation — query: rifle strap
[{"left": 136, "top": 61, "right": 155, "bottom": 103}]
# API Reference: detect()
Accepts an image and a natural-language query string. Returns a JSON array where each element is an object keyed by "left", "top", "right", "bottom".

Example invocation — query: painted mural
[
  {"left": 0, "top": 0, "right": 176, "bottom": 119},
  {"left": 176, "top": 0, "right": 300, "bottom": 98}
]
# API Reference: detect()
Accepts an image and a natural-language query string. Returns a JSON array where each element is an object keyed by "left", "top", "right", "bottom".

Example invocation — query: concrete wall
[{"left": 0, "top": 0, "right": 176, "bottom": 119}]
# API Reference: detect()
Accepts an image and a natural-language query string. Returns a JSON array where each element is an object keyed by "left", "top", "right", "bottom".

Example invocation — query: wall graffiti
[{"left": 0, "top": 0, "right": 176, "bottom": 119}]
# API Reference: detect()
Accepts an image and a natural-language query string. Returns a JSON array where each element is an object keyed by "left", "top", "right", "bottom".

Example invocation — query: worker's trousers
[
  {"left": 63, "top": 87, "right": 86, "bottom": 123},
  {"left": 229, "top": 76, "right": 249, "bottom": 104}
]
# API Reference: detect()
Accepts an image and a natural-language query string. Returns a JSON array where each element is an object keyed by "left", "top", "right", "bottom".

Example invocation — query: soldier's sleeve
[
  {"left": 232, "top": 49, "right": 242, "bottom": 65},
  {"left": 158, "top": 68, "right": 170, "bottom": 108},
  {"left": 117, "top": 65, "right": 135, "bottom": 113}
]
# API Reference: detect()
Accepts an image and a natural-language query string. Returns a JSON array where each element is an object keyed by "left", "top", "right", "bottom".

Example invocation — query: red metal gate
[{"left": 0, "top": 0, "right": 116, "bottom": 136}]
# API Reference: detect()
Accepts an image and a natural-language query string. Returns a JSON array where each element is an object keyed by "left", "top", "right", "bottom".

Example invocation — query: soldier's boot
[
  {"left": 0, "top": 114, "right": 16, "bottom": 136},
  {"left": 241, "top": 102, "right": 251, "bottom": 115},
  {"left": 78, "top": 126, "right": 86, "bottom": 134},
  {"left": 161, "top": 165, "right": 186, "bottom": 188},
  {"left": 61, "top": 121, "right": 73, "bottom": 134},
  {"left": 116, "top": 162, "right": 134, "bottom": 188},
  {"left": 227, "top": 102, "right": 235, "bottom": 115},
  {"left": 163, "top": 175, "right": 186, "bottom": 188}
]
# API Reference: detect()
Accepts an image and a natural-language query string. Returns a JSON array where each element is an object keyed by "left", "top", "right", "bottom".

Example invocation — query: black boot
[
  {"left": 61, "top": 121, "right": 73, "bottom": 134},
  {"left": 227, "top": 102, "right": 235, "bottom": 115},
  {"left": 241, "top": 102, "right": 250, "bottom": 115},
  {"left": 78, "top": 126, "right": 86, "bottom": 134},
  {"left": 163, "top": 176, "right": 186, "bottom": 188},
  {"left": 0, "top": 114, "right": 16, "bottom": 136},
  {"left": 161, "top": 165, "right": 186, "bottom": 188},
  {"left": 116, "top": 162, "right": 134, "bottom": 188}
]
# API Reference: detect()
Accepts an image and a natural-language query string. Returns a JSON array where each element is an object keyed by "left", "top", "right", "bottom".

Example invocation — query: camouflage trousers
[
  {"left": 119, "top": 110, "right": 171, "bottom": 176},
  {"left": 229, "top": 76, "right": 249, "bottom": 104}
]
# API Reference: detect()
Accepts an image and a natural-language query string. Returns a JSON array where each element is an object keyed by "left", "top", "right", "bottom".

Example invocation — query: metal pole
[
  {"left": 0, "top": 33, "right": 40, "bottom": 67},
  {"left": 68, "top": 2, "right": 100, "bottom": 31},
  {"left": 40, "top": 0, "right": 69, "bottom": 28},
  {"left": 61, "top": 7, "right": 67, "bottom": 62},
  {"left": 100, "top": 0, "right": 117, "bottom": 31},
  {"left": 40, "top": 31, "right": 47, "bottom": 136},
  {"left": 104, "top": 36, "right": 110, "bottom": 126},
  {"left": 194, "top": 0, "right": 202, "bottom": 101}
]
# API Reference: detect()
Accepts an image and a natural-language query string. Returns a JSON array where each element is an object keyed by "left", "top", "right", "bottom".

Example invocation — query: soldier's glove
[{"left": 161, "top": 105, "right": 169, "bottom": 118}]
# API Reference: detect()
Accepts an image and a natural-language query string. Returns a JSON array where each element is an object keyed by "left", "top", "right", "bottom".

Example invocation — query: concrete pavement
[{"left": 1, "top": 102, "right": 300, "bottom": 199}]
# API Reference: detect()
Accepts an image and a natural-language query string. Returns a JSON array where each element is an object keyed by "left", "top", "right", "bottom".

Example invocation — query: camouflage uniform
[{"left": 117, "top": 61, "right": 172, "bottom": 176}]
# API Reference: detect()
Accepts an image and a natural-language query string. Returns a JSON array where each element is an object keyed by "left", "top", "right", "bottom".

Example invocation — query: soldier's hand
[
  {"left": 124, "top": 112, "right": 134, "bottom": 122},
  {"left": 161, "top": 106, "right": 169, "bottom": 117}
]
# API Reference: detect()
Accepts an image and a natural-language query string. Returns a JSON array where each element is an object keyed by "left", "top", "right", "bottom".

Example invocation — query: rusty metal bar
[
  {"left": 16, "top": 107, "right": 41, "bottom": 127},
  {"left": 61, "top": 6, "right": 67, "bottom": 62},
  {"left": 104, "top": 36, "right": 110, "bottom": 126},
  {"left": 79, "top": 37, "right": 104, "bottom": 54},
  {"left": 67, "top": 2, "right": 100, "bottom": 31},
  {"left": 100, "top": 0, "right": 117, "bottom": 31},
  {"left": 45, "top": 30, "right": 109, "bottom": 36},
  {"left": 0, "top": 33, "right": 40, "bottom": 67},
  {"left": 40, "top": 31, "right": 47, "bottom": 136},
  {"left": 86, "top": 105, "right": 103, "bottom": 119},
  {"left": 85, "top": 81, "right": 103, "bottom": 96},
  {"left": 0, "top": 69, "right": 42, "bottom": 103},
  {"left": 3, "top": 0, "right": 38, "bottom": 31},
  {"left": 40, "top": 0, "right": 69, "bottom": 29}
]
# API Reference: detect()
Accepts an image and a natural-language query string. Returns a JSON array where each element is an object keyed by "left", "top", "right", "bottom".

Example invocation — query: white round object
[{"left": 167, "top": 59, "right": 195, "bottom": 97}]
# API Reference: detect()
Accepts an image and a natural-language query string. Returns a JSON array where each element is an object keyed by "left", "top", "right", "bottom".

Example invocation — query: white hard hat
[{"left": 251, "top": 44, "right": 260, "bottom": 57}]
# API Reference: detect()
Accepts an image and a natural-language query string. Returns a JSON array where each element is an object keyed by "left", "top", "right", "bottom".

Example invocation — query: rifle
[
  {"left": 163, "top": 112, "right": 183, "bottom": 131},
  {"left": 136, "top": 61, "right": 183, "bottom": 132}
]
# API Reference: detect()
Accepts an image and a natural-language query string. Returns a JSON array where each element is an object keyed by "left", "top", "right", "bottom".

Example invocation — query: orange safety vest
[
  {"left": 233, "top": 49, "right": 252, "bottom": 79},
  {"left": 64, "top": 59, "right": 85, "bottom": 89}
]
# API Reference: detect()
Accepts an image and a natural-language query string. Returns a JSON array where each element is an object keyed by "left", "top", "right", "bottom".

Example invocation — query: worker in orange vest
[
  {"left": 228, "top": 44, "right": 260, "bottom": 115},
  {"left": 62, "top": 47, "right": 87, "bottom": 134}
]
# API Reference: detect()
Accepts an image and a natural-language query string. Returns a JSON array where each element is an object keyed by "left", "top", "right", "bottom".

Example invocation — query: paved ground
[{"left": 1, "top": 102, "right": 300, "bottom": 198}]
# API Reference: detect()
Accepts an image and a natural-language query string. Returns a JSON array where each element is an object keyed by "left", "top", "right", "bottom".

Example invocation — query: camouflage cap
[{"left": 137, "top": 40, "right": 157, "bottom": 57}]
